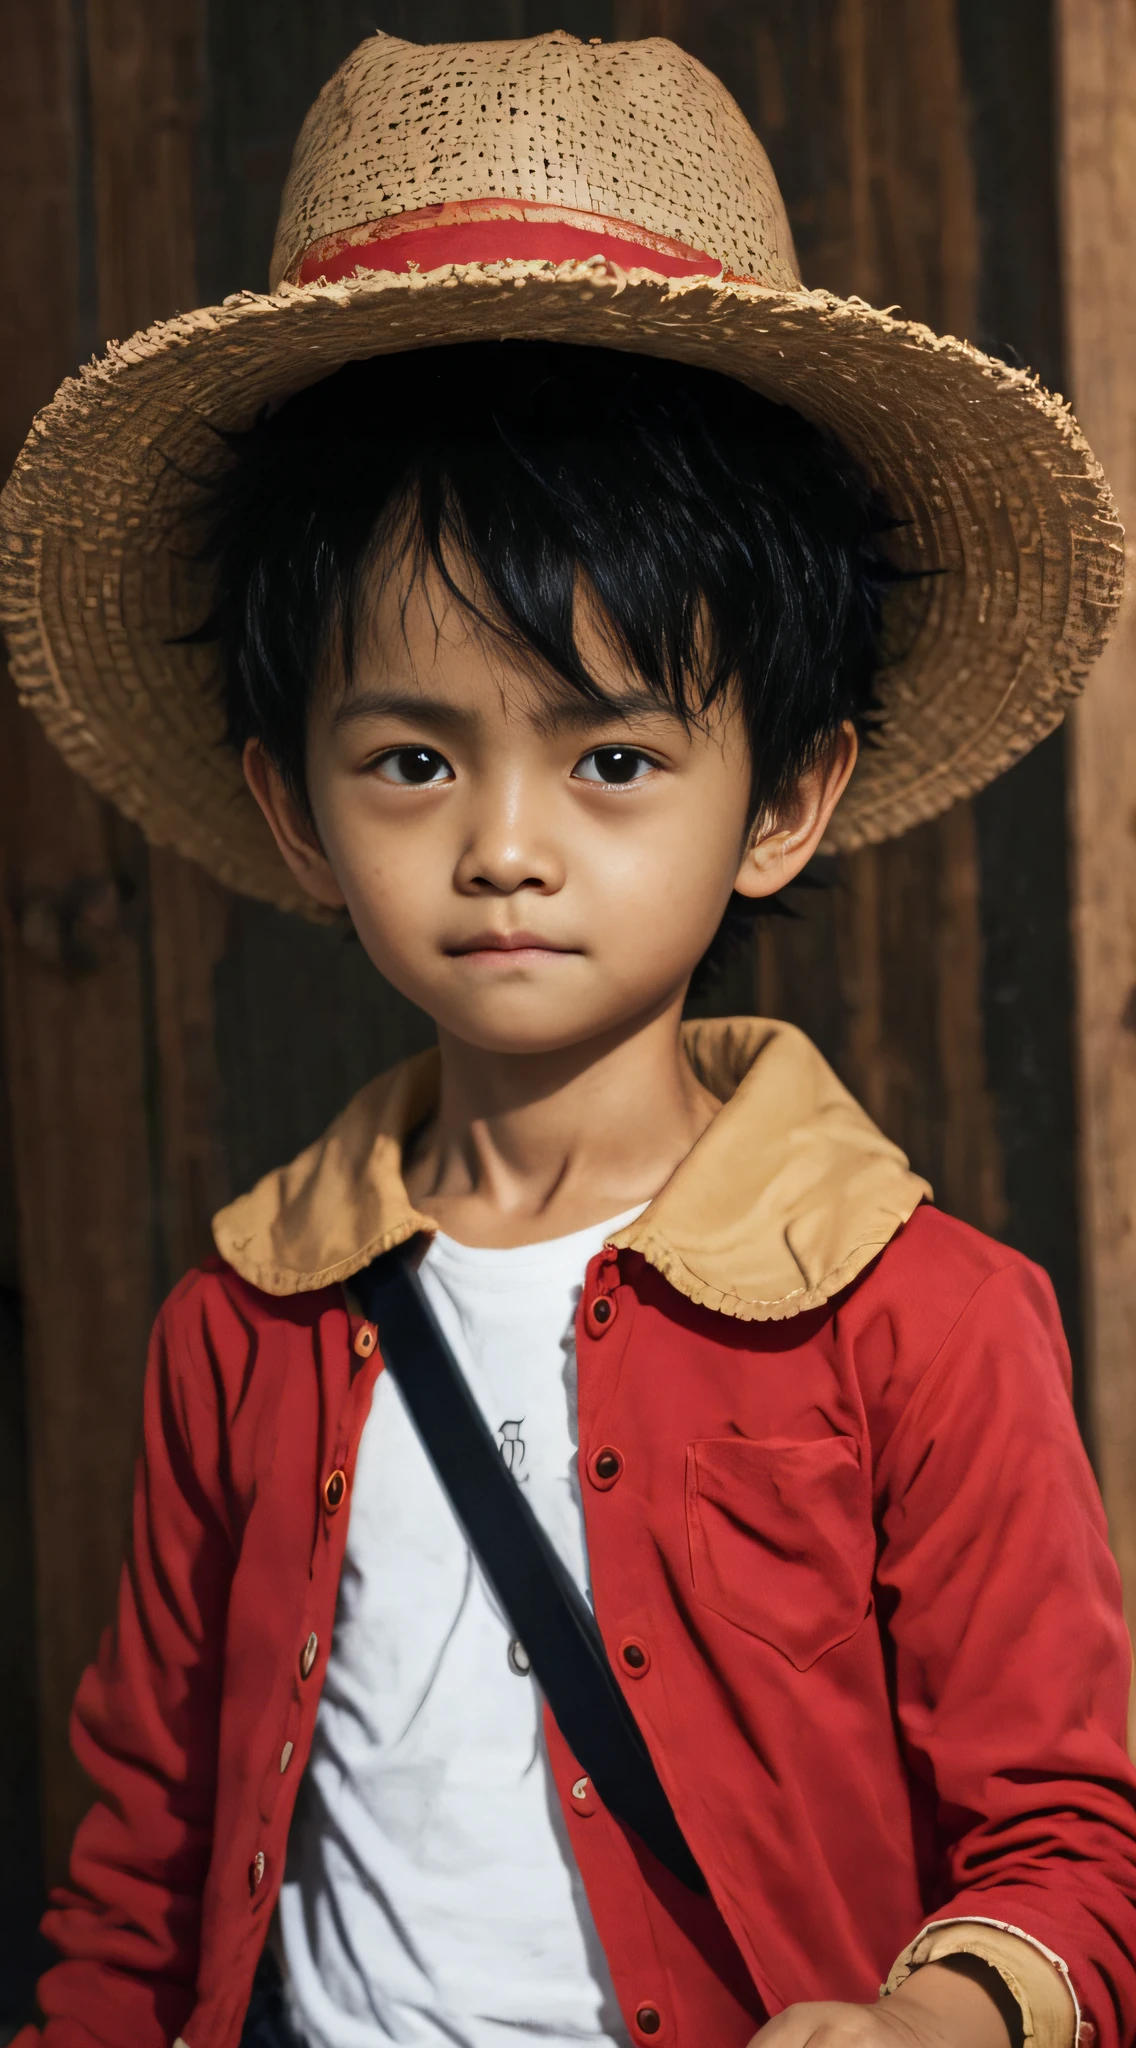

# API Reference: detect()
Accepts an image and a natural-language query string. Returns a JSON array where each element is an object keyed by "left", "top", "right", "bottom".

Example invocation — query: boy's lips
[{"left": 446, "top": 930, "right": 580, "bottom": 957}]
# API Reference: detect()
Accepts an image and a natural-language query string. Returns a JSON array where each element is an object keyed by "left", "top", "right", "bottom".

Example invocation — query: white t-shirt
[{"left": 279, "top": 1208, "right": 646, "bottom": 2048}]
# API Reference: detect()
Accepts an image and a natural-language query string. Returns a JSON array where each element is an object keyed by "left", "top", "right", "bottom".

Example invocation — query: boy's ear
[
  {"left": 732, "top": 722, "right": 858, "bottom": 901},
  {"left": 242, "top": 740, "right": 347, "bottom": 911}
]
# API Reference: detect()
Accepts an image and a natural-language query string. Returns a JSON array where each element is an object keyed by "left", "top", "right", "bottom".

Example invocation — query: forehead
[{"left": 337, "top": 540, "right": 682, "bottom": 734}]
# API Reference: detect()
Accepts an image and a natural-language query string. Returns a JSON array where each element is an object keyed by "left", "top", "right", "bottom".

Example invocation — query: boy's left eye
[
  {"left": 373, "top": 746, "right": 454, "bottom": 785},
  {"left": 572, "top": 747, "right": 656, "bottom": 786}
]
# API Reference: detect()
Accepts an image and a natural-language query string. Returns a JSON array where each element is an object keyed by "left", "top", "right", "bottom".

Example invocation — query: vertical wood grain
[
  {"left": 958, "top": 0, "right": 1085, "bottom": 1417},
  {"left": 0, "top": 734, "right": 156, "bottom": 1879},
  {"left": 84, "top": 0, "right": 234, "bottom": 1289},
  {"left": 0, "top": 0, "right": 166, "bottom": 1883},
  {"left": 1056, "top": 0, "right": 1136, "bottom": 1709},
  {"left": 0, "top": 0, "right": 229, "bottom": 1878},
  {"left": 0, "top": 0, "right": 90, "bottom": 1943}
]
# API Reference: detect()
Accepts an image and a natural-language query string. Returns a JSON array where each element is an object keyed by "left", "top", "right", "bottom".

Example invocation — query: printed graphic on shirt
[{"left": 497, "top": 1417, "right": 528, "bottom": 1481}]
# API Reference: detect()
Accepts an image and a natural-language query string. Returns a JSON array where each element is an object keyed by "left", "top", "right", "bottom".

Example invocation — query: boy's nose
[
  {"left": 453, "top": 785, "right": 565, "bottom": 895},
  {"left": 456, "top": 843, "right": 564, "bottom": 894}
]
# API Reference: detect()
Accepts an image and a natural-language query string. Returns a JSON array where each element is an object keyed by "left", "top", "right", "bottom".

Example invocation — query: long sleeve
[
  {"left": 25, "top": 1277, "right": 238, "bottom": 2048},
  {"left": 870, "top": 1256, "right": 1136, "bottom": 2046}
]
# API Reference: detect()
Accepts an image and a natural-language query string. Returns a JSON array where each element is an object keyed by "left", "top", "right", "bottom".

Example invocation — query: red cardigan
[{"left": 23, "top": 1206, "right": 1136, "bottom": 2048}]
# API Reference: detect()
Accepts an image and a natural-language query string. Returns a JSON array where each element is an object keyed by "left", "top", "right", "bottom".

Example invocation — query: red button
[
  {"left": 353, "top": 1324, "right": 377, "bottom": 1358},
  {"left": 569, "top": 1773, "right": 597, "bottom": 1817},
  {"left": 585, "top": 1293, "right": 618, "bottom": 1338},
  {"left": 323, "top": 1468, "right": 347, "bottom": 1513},
  {"left": 619, "top": 1635, "right": 651, "bottom": 1676},
  {"left": 588, "top": 1445, "right": 624, "bottom": 1489},
  {"left": 635, "top": 2006, "right": 662, "bottom": 2036}
]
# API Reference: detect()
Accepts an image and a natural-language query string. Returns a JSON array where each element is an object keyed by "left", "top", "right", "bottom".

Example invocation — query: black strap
[{"left": 352, "top": 1244, "right": 706, "bottom": 1895}]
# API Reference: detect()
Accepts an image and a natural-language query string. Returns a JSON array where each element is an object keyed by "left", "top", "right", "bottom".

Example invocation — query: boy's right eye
[{"left": 373, "top": 746, "right": 454, "bottom": 786}]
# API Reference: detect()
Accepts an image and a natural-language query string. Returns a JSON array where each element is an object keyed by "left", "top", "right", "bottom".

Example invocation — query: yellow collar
[{"left": 213, "top": 1016, "right": 930, "bottom": 1322}]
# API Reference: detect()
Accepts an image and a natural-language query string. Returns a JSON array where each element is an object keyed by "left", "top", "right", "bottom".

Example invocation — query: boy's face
[{"left": 246, "top": 555, "right": 855, "bottom": 1057}]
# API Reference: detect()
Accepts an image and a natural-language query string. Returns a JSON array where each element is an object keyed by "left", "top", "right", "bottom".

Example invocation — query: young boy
[{"left": 3, "top": 28, "right": 1135, "bottom": 2048}]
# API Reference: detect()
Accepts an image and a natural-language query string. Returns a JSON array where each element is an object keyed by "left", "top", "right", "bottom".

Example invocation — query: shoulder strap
[{"left": 351, "top": 1244, "right": 706, "bottom": 1895}]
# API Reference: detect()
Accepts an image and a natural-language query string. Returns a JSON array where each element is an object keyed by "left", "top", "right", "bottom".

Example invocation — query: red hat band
[{"left": 289, "top": 195, "right": 728, "bottom": 288}]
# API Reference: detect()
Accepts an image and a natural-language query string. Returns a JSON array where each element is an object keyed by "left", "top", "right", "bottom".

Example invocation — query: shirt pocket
[{"left": 685, "top": 1435, "right": 874, "bottom": 1669}]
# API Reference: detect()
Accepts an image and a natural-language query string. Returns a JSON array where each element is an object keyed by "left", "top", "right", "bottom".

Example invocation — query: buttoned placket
[
  {"left": 572, "top": 1256, "right": 675, "bottom": 2044},
  {"left": 249, "top": 1308, "right": 387, "bottom": 1911}
]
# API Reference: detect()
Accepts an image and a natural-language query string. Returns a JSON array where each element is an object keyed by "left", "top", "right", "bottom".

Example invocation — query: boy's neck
[{"left": 403, "top": 997, "right": 721, "bottom": 1248}]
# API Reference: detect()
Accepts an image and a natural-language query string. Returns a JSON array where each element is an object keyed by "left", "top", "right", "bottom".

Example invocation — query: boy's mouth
[{"left": 445, "top": 930, "right": 580, "bottom": 959}]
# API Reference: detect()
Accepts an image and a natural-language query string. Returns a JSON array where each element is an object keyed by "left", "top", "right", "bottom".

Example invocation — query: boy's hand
[{"left": 748, "top": 1960, "right": 1014, "bottom": 2048}]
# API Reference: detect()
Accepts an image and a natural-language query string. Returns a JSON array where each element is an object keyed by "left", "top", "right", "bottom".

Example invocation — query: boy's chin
[
  {"left": 440, "top": 1016, "right": 627, "bottom": 1059},
  {"left": 430, "top": 993, "right": 672, "bottom": 1061}
]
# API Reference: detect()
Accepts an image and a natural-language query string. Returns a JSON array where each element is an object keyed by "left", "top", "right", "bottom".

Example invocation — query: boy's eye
[
  {"left": 374, "top": 746, "right": 453, "bottom": 786},
  {"left": 573, "top": 746, "right": 655, "bottom": 786}
]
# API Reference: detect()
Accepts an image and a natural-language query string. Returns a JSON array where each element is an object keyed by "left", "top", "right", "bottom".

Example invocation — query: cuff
[{"left": 883, "top": 1919, "right": 1082, "bottom": 2048}]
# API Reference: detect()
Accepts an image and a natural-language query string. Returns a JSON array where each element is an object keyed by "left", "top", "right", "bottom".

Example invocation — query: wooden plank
[
  {"left": 954, "top": 0, "right": 1085, "bottom": 1403},
  {"left": 0, "top": 0, "right": 167, "bottom": 1884},
  {"left": 85, "top": 0, "right": 201, "bottom": 338},
  {"left": 0, "top": 8, "right": 63, "bottom": 1922},
  {"left": 0, "top": 723, "right": 157, "bottom": 1881},
  {"left": 1056, "top": 0, "right": 1136, "bottom": 1718},
  {"left": 0, "top": 0, "right": 232, "bottom": 1881},
  {"left": 83, "top": 0, "right": 235, "bottom": 1287},
  {"left": 0, "top": 0, "right": 84, "bottom": 460},
  {"left": 0, "top": 1286, "right": 45, "bottom": 2006},
  {"left": 0, "top": 1, "right": 84, "bottom": 1906}
]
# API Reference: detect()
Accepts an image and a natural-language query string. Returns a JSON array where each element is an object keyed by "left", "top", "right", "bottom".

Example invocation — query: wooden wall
[
  {"left": 1058, "top": 0, "right": 1136, "bottom": 1738},
  {"left": 0, "top": 0, "right": 1106, "bottom": 2021}
]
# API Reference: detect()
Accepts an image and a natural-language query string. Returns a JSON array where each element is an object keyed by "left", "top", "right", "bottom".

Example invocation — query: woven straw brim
[{"left": 0, "top": 258, "right": 1123, "bottom": 916}]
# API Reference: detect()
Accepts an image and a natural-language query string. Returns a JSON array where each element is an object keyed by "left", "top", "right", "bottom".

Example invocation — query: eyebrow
[
  {"left": 331, "top": 684, "right": 681, "bottom": 736},
  {"left": 530, "top": 689, "right": 681, "bottom": 735},
  {"left": 331, "top": 689, "right": 477, "bottom": 734}
]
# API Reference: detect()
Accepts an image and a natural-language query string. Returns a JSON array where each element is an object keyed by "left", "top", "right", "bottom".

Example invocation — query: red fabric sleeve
[
  {"left": 872, "top": 1256, "right": 1136, "bottom": 2045},
  {"left": 30, "top": 1274, "right": 239, "bottom": 2048}
]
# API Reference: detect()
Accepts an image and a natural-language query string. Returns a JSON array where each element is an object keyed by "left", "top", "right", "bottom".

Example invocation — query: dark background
[{"left": 0, "top": 0, "right": 1078, "bottom": 2032}]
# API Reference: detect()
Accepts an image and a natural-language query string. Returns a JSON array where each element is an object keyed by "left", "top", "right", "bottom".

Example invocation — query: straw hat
[{"left": 0, "top": 30, "right": 1123, "bottom": 914}]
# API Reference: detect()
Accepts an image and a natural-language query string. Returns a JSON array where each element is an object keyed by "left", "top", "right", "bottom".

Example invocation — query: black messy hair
[{"left": 191, "top": 339, "right": 901, "bottom": 981}]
